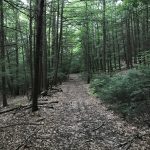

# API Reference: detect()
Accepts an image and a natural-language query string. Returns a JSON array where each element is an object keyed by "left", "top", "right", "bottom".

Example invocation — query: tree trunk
[
  {"left": 15, "top": 10, "right": 19, "bottom": 95},
  {"left": 29, "top": 0, "right": 33, "bottom": 90},
  {"left": 0, "top": 0, "right": 8, "bottom": 107},
  {"left": 32, "top": 0, "right": 44, "bottom": 112},
  {"left": 43, "top": 3, "right": 48, "bottom": 90},
  {"left": 53, "top": 0, "right": 60, "bottom": 85},
  {"left": 102, "top": 0, "right": 106, "bottom": 72}
]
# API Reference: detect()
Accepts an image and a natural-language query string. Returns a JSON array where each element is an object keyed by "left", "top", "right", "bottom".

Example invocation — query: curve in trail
[{"left": 36, "top": 74, "right": 146, "bottom": 150}]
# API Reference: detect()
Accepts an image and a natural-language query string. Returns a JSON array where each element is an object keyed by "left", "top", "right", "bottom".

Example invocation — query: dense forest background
[{"left": 0, "top": 0, "right": 150, "bottom": 115}]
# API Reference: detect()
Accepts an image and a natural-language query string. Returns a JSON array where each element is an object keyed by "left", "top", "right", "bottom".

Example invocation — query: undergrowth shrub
[
  {"left": 90, "top": 74, "right": 110, "bottom": 94},
  {"left": 90, "top": 68, "right": 150, "bottom": 118}
]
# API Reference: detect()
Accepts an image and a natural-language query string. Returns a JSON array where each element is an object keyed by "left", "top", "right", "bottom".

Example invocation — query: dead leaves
[{"left": 0, "top": 74, "right": 150, "bottom": 149}]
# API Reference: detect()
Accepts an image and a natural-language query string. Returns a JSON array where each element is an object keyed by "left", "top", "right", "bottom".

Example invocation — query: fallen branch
[
  {"left": 0, "top": 105, "right": 31, "bottom": 115},
  {"left": 38, "top": 102, "right": 51, "bottom": 105},
  {"left": 35, "top": 118, "right": 45, "bottom": 122},
  {"left": 38, "top": 101, "right": 59, "bottom": 105},
  {"left": 38, "top": 105, "right": 54, "bottom": 109},
  {"left": 92, "top": 123, "right": 104, "bottom": 132},
  {"left": 0, "top": 122, "right": 44, "bottom": 129},
  {"left": 49, "top": 101, "right": 59, "bottom": 104}
]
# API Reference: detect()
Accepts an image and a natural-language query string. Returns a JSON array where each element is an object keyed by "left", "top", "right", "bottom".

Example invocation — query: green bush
[
  {"left": 90, "top": 74, "right": 110, "bottom": 94},
  {"left": 90, "top": 68, "right": 150, "bottom": 117}
]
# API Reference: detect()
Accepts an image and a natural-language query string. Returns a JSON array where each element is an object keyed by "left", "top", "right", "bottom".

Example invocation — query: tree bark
[
  {"left": 0, "top": 0, "right": 8, "bottom": 107},
  {"left": 29, "top": 0, "right": 33, "bottom": 90},
  {"left": 102, "top": 0, "right": 106, "bottom": 72},
  {"left": 32, "top": 0, "right": 44, "bottom": 112}
]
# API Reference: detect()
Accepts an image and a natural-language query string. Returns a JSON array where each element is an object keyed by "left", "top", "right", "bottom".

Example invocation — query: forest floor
[{"left": 0, "top": 74, "right": 150, "bottom": 150}]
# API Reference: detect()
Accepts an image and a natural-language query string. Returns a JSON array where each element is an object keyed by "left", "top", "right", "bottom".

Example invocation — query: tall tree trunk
[
  {"left": 43, "top": 2, "right": 48, "bottom": 90},
  {"left": 0, "top": 0, "right": 8, "bottom": 106},
  {"left": 32, "top": 0, "right": 44, "bottom": 112},
  {"left": 48, "top": 3, "right": 52, "bottom": 72},
  {"left": 15, "top": 10, "right": 19, "bottom": 95},
  {"left": 29, "top": 0, "right": 33, "bottom": 90},
  {"left": 102, "top": 0, "right": 106, "bottom": 72},
  {"left": 53, "top": 0, "right": 60, "bottom": 85},
  {"left": 51, "top": 3, "right": 56, "bottom": 69},
  {"left": 85, "top": 0, "right": 91, "bottom": 83}
]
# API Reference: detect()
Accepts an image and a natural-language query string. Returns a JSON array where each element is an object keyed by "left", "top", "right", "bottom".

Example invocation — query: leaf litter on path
[{"left": 0, "top": 74, "right": 150, "bottom": 150}]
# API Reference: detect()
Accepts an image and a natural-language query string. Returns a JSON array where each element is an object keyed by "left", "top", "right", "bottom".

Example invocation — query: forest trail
[{"left": 0, "top": 74, "right": 150, "bottom": 150}]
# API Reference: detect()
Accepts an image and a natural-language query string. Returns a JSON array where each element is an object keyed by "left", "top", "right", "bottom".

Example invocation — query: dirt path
[{"left": 0, "top": 74, "right": 150, "bottom": 150}]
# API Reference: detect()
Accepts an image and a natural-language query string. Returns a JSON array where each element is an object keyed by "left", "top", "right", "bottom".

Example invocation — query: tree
[
  {"left": 32, "top": 0, "right": 45, "bottom": 112},
  {"left": 0, "top": 0, "right": 8, "bottom": 107}
]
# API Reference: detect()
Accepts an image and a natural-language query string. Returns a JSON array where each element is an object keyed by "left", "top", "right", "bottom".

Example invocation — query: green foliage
[
  {"left": 90, "top": 68, "right": 150, "bottom": 116},
  {"left": 124, "top": 0, "right": 149, "bottom": 7},
  {"left": 90, "top": 74, "right": 110, "bottom": 95},
  {"left": 70, "top": 51, "right": 82, "bottom": 73}
]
